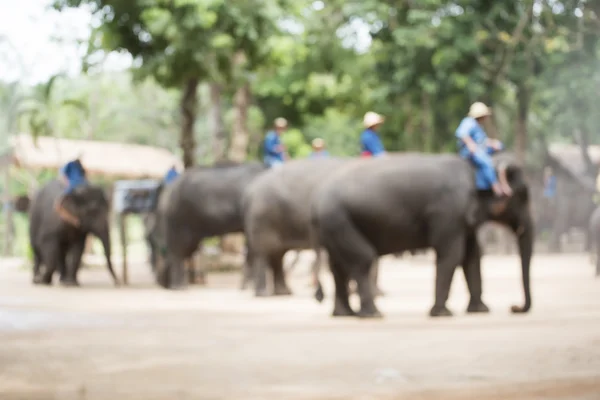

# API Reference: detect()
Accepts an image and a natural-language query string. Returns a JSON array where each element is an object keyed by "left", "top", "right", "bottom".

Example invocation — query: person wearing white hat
[
  {"left": 360, "top": 111, "right": 386, "bottom": 158},
  {"left": 54, "top": 152, "right": 89, "bottom": 227},
  {"left": 455, "top": 102, "right": 511, "bottom": 197},
  {"left": 309, "top": 138, "right": 329, "bottom": 158},
  {"left": 263, "top": 117, "right": 289, "bottom": 168}
]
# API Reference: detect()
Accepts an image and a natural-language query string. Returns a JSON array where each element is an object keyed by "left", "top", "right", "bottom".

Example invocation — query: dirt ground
[{"left": 0, "top": 251, "right": 599, "bottom": 400}]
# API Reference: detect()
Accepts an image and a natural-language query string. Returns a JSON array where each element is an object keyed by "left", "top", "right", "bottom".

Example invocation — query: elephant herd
[{"left": 26, "top": 152, "right": 535, "bottom": 319}]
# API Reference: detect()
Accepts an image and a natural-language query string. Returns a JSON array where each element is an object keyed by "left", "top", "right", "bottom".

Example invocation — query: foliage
[{"left": 281, "top": 128, "right": 311, "bottom": 158}]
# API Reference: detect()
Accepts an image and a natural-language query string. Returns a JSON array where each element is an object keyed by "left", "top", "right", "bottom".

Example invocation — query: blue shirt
[
  {"left": 60, "top": 160, "right": 86, "bottom": 187},
  {"left": 544, "top": 175, "right": 556, "bottom": 198},
  {"left": 455, "top": 117, "right": 498, "bottom": 158},
  {"left": 310, "top": 150, "right": 329, "bottom": 158},
  {"left": 360, "top": 129, "right": 385, "bottom": 156},
  {"left": 163, "top": 167, "right": 179, "bottom": 184},
  {"left": 263, "top": 131, "right": 284, "bottom": 162}
]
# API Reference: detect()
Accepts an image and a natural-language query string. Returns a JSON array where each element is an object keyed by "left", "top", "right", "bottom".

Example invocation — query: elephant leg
[
  {"left": 430, "top": 232, "right": 465, "bottom": 317},
  {"left": 462, "top": 232, "right": 489, "bottom": 313},
  {"left": 271, "top": 250, "right": 292, "bottom": 296},
  {"left": 39, "top": 240, "right": 67, "bottom": 286},
  {"left": 167, "top": 254, "right": 187, "bottom": 290},
  {"left": 62, "top": 235, "right": 86, "bottom": 286},
  {"left": 596, "top": 234, "right": 600, "bottom": 277},
  {"left": 186, "top": 258, "right": 196, "bottom": 284},
  {"left": 32, "top": 245, "right": 43, "bottom": 284},
  {"left": 584, "top": 230, "right": 592, "bottom": 252},
  {"left": 329, "top": 256, "right": 355, "bottom": 317},
  {"left": 354, "top": 257, "right": 382, "bottom": 319},
  {"left": 371, "top": 259, "right": 385, "bottom": 297},
  {"left": 240, "top": 246, "right": 254, "bottom": 290},
  {"left": 253, "top": 254, "right": 270, "bottom": 297}
]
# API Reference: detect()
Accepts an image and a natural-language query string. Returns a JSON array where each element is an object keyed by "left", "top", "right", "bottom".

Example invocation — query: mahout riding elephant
[
  {"left": 588, "top": 206, "right": 600, "bottom": 277},
  {"left": 311, "top": 152, "right": 533, "bottom": 318},
  {"left": 147, "top": 161, "right": 267, "bottom": 289},
  {"left": 28, "top": 180, "right": 118, "bottom": 286},
  {"left": 242, "top": 157, "right": 384, "bottom": 298}
]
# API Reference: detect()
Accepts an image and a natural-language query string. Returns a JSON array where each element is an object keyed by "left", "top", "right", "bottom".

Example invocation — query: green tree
[{"left": 53, "top": 0, "right": 285, "bottom": 167}]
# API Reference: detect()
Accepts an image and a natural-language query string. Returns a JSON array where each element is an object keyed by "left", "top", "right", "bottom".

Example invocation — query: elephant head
[
  {"left": 65, "top": 185, "right": 111, "bottom": 236},
  {"left": 477, "top": 153, "right": 534, "bottom": 314},
  {"left": 64, "top": 185, "right": 118, "bottom": 285}
]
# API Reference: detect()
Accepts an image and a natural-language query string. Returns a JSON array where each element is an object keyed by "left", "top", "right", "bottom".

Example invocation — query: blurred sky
[
  {"left": 0, "top": 0, "right": 371, "bottom": 85},
  {"left": 0, "top": 0, "right": 131, "bottom": 84}
]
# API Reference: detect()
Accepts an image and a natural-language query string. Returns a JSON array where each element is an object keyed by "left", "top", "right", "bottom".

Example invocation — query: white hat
[
  {"left": 468, "top": 102, "right": 492, "bottom": 119},
  {"left": 274, "top": 117, "right": 288, "bottom": 128},
  {"left": 312, "top": 138, "right": 325, "bottom": 148},
  {"left": 363, "top": 111, "right": 385, "bottom": 128}
]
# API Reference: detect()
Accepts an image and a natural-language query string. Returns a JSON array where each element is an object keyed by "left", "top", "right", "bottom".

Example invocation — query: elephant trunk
[
  {"left": 95, "top": 222, "right": 120, "bottom": 286},
  {"left": 511, "top": 213, "right": 533, "bottom": 313}
]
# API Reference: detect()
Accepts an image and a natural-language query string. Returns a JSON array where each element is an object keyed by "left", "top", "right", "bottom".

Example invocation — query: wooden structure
[{"left": 0, "top": 133, "right": 182, "bottom": 284}]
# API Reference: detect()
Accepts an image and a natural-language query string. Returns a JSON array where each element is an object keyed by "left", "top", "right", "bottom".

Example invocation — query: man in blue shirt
[
  {"left": 55, "top": 153, "right": 88, "bottom": 227},
  {"left": 310, "top": 138, "right": 329, "bottom": 158},
  {"left": 455, "top": 102, "right": 512, "bottom": 197},
  {"left": 360, "top": 111, "right": 386, "bottom": 157},
  {"left": 163, "top": 165, "right": 180, "bottom": 184},
  {"left": 263, "top": 117, "right": 288, "bottom": 167}
]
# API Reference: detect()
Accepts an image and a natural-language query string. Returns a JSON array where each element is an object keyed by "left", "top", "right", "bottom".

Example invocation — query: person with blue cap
[
  {"left": 54, "top": 151, "right": 88, "bottom": 226},
  {"left": 163, "top": 164, "right": 180, "bottom": 185}
]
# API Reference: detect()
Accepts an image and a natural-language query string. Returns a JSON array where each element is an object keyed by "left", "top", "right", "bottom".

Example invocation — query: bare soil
[{"left": 1, "top": 251, "right": 599, "bottom": 399}]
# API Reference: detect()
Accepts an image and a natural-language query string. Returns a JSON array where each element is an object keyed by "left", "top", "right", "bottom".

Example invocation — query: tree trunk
[
  {"left": 515, "top": 84, "right": 530, "bottom": 163},
  {"left": 227, "top": 82, "right": 250, "bottom": 162},
  {"left": 220, "top": 82, "right": 251, "bottom": 255},
  {"left": 180, "top": 78, "right": 199, "bottom": 168},
  {"left": 209, "top": 83, "right": 226, "bottom": 161}
]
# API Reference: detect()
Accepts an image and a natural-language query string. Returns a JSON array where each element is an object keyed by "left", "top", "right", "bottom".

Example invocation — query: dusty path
[{"left": 0, "top": 252, "right": 599, "bottom": 399}]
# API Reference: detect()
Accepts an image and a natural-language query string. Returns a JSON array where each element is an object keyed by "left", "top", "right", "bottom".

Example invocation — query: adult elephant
[
  {"left": 312, "top": 152, "right": 533, "bottom": 318},
  {"left": 546, "top": 175, "right": 595, "bottom": 252},
  {"left": 588, "top": 206, "right": 600, "bottom": 277},
  {"left": 148, "top": 161, "right": 267, "bottom": 289},
  {"left": 242, "top": 157, "right": 384, "bottom": 298},
  {"left": 28, "top": 180, "right": 118, "bottom": 286}
]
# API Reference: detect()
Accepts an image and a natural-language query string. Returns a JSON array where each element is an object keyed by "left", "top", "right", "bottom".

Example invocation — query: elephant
[
  {"left": 143, "top": 211, "right": 206, "bottom": 285},
  {"left": 27, "top": 180, "right": 118, "bottom": 286},
  {"left": 544, "top": 172, "right": 595, "bottom": 252},
  {"left": 242, "top": 157, "right": 384, "bottom": 298},
  {"left": 147, "top": 161, "right": 267, "bottom": 289},
  {"left": 588, "top": 206, "right": 600, "bottom": 277},
  {"left": 311, "top": 152, "right": 533, "bottom": 319}
]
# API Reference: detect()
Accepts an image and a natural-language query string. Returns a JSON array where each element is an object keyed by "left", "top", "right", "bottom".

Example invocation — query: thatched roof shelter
[{"left": 0, "top": 133, "right": 182, "bottom": 179}]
